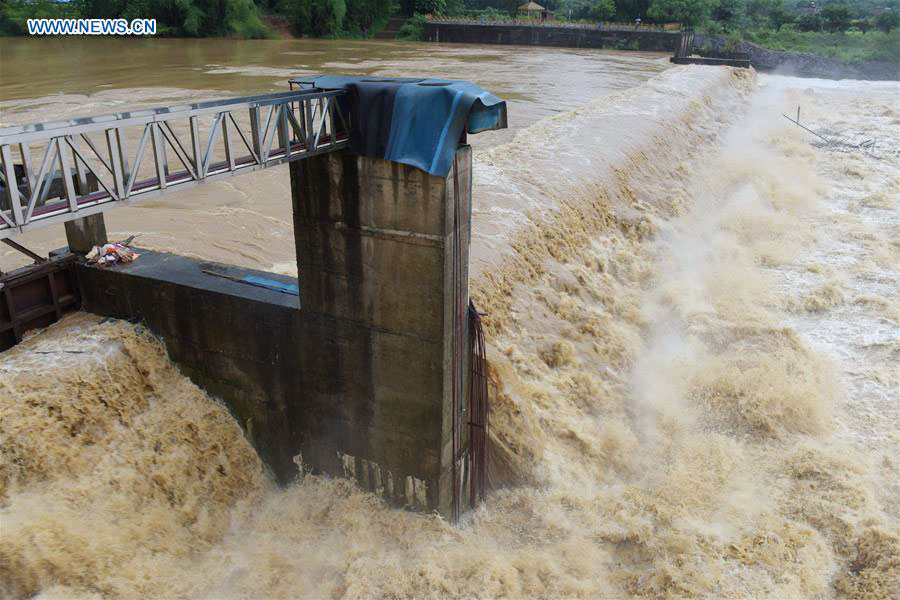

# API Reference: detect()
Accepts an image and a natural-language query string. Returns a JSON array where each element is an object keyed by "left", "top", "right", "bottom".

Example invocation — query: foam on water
[{"left": 1, "top": 66, "right": 897, "bottom": 598}]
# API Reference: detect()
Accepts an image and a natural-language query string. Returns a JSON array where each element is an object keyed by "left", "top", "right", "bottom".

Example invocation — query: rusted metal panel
[{"left": 0, "top": 255, "right": 80, "bottom": 351}]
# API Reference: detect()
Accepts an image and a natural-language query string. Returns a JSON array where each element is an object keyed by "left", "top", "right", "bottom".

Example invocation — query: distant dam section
[
  {"left": 424, "top": 21, "right": 900, "bottom": 81},
  {"left": 424, "top": 22, "right": 679, "bottom": 52}
]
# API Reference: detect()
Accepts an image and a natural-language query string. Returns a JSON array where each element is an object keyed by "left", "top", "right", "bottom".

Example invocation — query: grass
[{"left": 743, "top": 29, "right": 900, "bottom": 63}]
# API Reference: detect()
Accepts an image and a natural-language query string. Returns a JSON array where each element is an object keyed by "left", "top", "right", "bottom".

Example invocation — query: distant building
[
  {"left": 796, "top": 1, "right": 820, "bottom": 16},
  {"left": 518, "top": 2, "right": 548, "bottom": 20}
]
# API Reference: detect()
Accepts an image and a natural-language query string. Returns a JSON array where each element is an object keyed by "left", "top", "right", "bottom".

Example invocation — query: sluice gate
[
  {"left": 0, "top": 247, "right": 79, "bottom": 351},
  {"left": 0, "top": 77, "right": 507, "bottom": 519}
]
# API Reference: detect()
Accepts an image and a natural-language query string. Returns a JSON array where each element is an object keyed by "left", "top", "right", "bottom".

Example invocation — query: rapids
[{"left": 1, "top": 65, "right": 898, "bottom": 598}]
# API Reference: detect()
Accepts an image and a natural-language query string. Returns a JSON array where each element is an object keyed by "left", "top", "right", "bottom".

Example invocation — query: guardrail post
[
  {"left": 250, "top": 106, "right": 263, "bottom": 163},
  {"left": 1, "top": 145, "right": 24, "bottom": 228},
  {"left": 64, "top": 170, "right": 107, "bottom": 253}
]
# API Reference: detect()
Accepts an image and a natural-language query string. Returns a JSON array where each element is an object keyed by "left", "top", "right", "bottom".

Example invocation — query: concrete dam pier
[{"left": 0, "top": 78, "right": 506, "bottom": 519}]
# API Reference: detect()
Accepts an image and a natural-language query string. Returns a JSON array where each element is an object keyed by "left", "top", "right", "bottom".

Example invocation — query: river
[
  {"left": 0, "top": 37, "right": 667, "bottom": 273},
  {"left": 1, "top": 38, "right": 898, "bottom": 598}
]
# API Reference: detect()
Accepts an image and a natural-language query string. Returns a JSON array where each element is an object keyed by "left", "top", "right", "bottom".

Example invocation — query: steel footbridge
[{"left": 0, "top": 87, "right": 348, "bottom": 239}]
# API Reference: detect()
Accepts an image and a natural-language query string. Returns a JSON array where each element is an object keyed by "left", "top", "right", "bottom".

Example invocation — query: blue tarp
[{"left": 293, "top": 76, "right": 507, "bottom": 177}]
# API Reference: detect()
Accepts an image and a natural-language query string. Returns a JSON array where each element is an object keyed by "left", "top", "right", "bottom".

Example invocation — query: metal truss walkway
[{"left": 0, "top": 88, "right": 349, "bottom": 239}]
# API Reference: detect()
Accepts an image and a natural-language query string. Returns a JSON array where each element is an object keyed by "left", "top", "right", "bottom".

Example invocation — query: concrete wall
[
  {"left": 78, "top": 146, "right": 474, "bottom": 518},
  {"left": 424, "top": 22, "right": 679, "bottom": 52},
  {"left": 290, "top": 146, "right": 473, "bottom": 517},
  {"left": 423, "top": 23, "right": 899, "bottom": 81},
  {"left": 77, "top": 252, "right": 302, "bottom": 483}
]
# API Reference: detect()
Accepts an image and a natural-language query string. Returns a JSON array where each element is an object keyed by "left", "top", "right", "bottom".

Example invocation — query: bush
[
  {"left": 71, "top": 0, "right": 271, "bottom": 37},
  {"left": 416, "top": 0, "right": 445, "bottom": 15},
  {"left": 821, "top": 4, "right": 851, "bottom": 33},
  {"left": 556, "top": 0, "right": 614, "bottom": 21},
  {"left": 853, "top": 18, "right": 872, "bottom": 34},
  {"left": 1, "top": 0, "right": 74, "bottom": 35},
  {"left": 397, "top": 12, "right": 427, "bottom": 39},
  {"left": 723, "top": 30, "right": 742, "bottom": 50},
  {"left": 743, "top": 28, "right": 900, "bottom": 63},
  {"left": 768, "top": 2, "right": 793, "bottom": 31},
  {"left": 875, "top": 10, "right": 900, "bottom": 33},
  {"left": 797, "top": 13, "right": 822, "bottom": 32},
  {"left": 647, "top": 0, "right": 718, "bottom": 26}
]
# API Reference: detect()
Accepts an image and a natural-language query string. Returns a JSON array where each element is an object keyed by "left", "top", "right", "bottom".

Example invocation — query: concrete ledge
[
  {"left": 77, "top": 251, "right": 301, "bottom": 481},
  {"left": 291, "top": 147, "right": 474, "bottom": 517},
  {"left": 424, "top": 22, "right": 679, "bottom": 51}
]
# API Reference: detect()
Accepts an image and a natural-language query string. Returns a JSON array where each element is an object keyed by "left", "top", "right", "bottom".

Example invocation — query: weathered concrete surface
[
  {"left": 64, "top": 214, "right": 108, "bottom": 254},
  {"left": 290, "top": 146, "right": 473, "bottom": 517},
  {"left": 425, "top": 22, "right": 679, "bottom": 51},
  {"left": 77, "top": 252, "right": 301, "bottom": 484},
  {"left": 77, "top": 146, "right": 474, "bottom": 517}
]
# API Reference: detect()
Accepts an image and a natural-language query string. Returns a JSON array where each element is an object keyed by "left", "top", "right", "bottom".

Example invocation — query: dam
[
  {"left": 2, "top": 38, "right": 898, "bottom": 599},
  {"left": 1, "top": 76, "right": 506, "bottom": 519}
]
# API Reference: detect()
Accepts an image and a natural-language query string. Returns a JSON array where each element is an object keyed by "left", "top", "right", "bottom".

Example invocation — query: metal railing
[{"left": 0, "top": 89, "right": 349, "bottom": 239}]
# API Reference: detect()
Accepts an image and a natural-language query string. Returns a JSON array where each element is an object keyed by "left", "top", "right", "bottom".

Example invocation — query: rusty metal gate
[{"left": 0, "top": 253, "right": 80, "bottom": 351}]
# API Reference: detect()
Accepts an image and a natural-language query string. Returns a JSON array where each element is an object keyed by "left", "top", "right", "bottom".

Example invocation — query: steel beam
[{"left": 0, "top": 89, "right": 349, "bottom": 239}]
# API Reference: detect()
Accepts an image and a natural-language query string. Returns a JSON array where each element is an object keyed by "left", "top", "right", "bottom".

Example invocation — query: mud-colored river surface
[{"left": 0, "top": 37, "right": 668, "bottom": 272}]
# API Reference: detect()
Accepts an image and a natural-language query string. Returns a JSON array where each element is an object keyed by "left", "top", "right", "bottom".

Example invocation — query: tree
[
  {"left": 821, "top": 4, "right": 851, "bottom": 32},
  {"left": 614, "top": 0, "right": 651, "bottom": 20},
  {"left": 1, "top": 0, "right": 74, "bottom": 35},
  {"left": 416, "top": 0, "right": 446, "bottom": 14},
  {"left": 281, "top": 0, "right": 311, "bottom": 33},
  {"left": 797, "top": 12, "right": 822, "bottom": 31},
  {"left": 875, "top": 10, "right": 900, "bottom": 33},
  {"left": 557, "top": 0, "right": 613, "bottom": 20},
  {"left": 344, "top": 0, "right": 392, "bottom": 32},
  {"left": 713, "top": 0, "right": 746, "bottom": 30},
  {"left": 768, "top": 1, "right": 794, "bottom": 30},
  {"left": 646, "top": 0, "right": 718, "bottom": 25},
  {"left": 746, "top": 0, "right": 775, "bottom": 28},
  {"left": 591, "top": 0, "right": 616, "bottom": 20},
  {"left": 311, "top": 0, "right": 346, "bottom": 34},
  {"left": 75, "top": 0, "right": 268, "bottom": 37}
]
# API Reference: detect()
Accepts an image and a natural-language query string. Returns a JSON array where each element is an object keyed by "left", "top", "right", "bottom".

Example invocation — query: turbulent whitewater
[{"left": 1, "top": 66, "right": 898, "bottom": 598}]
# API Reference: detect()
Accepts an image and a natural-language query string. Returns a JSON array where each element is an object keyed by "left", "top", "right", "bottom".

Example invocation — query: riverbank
[
  {"left": 694, "top": 33, "right": 900, "bottom": 81},
  {"left": 424, "top": 21, "right": 900, "bottom": 81}
]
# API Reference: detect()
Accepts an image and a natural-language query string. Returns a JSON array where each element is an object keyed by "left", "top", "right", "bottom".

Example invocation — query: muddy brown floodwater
[
  {"left": 0, "top": 37, "right": 668, "bottom": 272},
  {"left": 1, "top": 38, "right": 898, "bottom": 599}
]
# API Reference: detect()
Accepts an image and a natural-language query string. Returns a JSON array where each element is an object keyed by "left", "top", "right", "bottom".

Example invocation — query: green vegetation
[
  {"left": 648, "top": 0, "right": 718, "bottom": 25},
  {"left": 745, "top": 28, "right": 900, "bottom": 60},
  {"left": 397, "top": 12, "right": 428, "bottom": 37},
  {"left": 1, "top": 0, "right": 75, "bottom": 35},
  {"left": 694, "top": 0, "right": 900, "bottom": 63},
  {"left": 0, "top": 0, "right": 392, "bottom": 37},
  {"left": 452, "top": 0, "right": 900, "bottom": 62},
  {"left": 1, "top": 0, "right": 271, "bottom": 36},
  {"left": 875, "top": 8, "right": 900, "bottom": 29}
]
